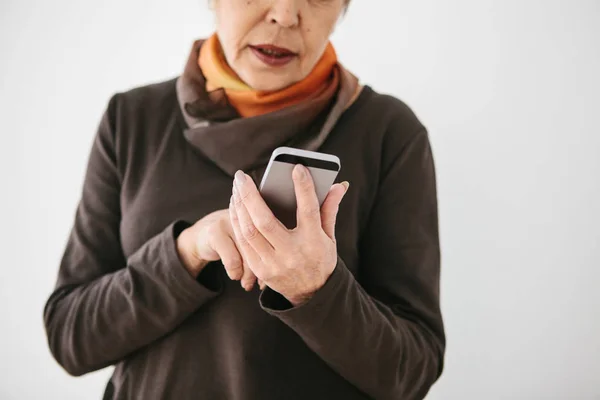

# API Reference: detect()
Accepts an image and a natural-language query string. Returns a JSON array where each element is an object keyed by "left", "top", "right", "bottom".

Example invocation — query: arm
[
  {"left": 43, "top": 95, "right": 221, "bottom": 376},
  {"left": 260, "top": 128, "right": 445, "bottom": 399}
]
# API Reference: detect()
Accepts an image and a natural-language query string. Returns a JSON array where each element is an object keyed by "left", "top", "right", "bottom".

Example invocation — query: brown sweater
[{"left": 43, "top": 78, "right": 445, "bottom": 400}]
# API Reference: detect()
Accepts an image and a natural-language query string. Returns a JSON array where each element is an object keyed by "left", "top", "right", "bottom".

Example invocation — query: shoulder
[
  {"left": 100, "top": 78, "right": 181, "bottom": 177},
  {"left": 350, "top": 86, "right": 425, "bottom": 133},
  {"left": 340, "top": 86, "right": 429, "bottom": 157},
  {"left": 104, "top": 77, "right": 181, "bottom": 146},
  {"left": 108, "top": 78, "right": 179, "bottom": 122}
]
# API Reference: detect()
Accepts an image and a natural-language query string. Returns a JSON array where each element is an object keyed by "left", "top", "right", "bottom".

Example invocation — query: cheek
[
  {"left": 215, "top": 2, "right": 255, "bottom": 61},
  {"left": 301, "top": 10, "right": 339, "bottom": 57},
  {"left": 301, "top": 27, "right": 331, "bottom": 67}
]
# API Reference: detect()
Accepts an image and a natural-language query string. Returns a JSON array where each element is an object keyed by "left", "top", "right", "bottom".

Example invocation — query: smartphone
[{"left": 259, "top": 147, "right": 341, "bottom": 228}]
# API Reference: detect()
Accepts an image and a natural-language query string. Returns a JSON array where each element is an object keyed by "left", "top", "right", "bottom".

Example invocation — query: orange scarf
[{"left": 198, "top": 34, "right": 340, "bottom": 118}]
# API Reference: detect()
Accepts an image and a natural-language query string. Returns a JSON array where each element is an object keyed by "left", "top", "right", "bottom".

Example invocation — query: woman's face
[{"left": 213, "top": 0, "right": 346, "bottom": 91}]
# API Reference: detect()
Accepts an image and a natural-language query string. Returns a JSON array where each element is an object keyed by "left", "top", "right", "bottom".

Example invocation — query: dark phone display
[{"left": 273, "top": 154, "right": 340, "bottom": 172}]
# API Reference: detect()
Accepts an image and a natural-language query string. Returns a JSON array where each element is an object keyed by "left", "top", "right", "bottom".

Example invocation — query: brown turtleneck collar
[{"left": 175, "top": 39, "right": 362, "bottom": 180}]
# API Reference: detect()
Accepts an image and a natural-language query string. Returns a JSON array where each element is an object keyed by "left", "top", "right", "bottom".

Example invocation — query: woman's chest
[{"left": 118, "top": 150, "right": 368, "bottom": 276}]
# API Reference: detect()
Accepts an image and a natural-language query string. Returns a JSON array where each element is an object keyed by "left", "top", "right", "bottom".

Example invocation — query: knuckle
[
  {"left": 257, "top": 217, "right": 277, "bottom": 233},
  {"left": 239, "top": 188, "right": 252, "bottom": 201},
  {"left": 236, "top": 234, "right": 249, "bottom": 246},
  {"left": 298, "top": 176, "right": 315, "bottom": 190},
  {"left": 233, "top": 193, "right": 244, "bottom": 206},
  {"left": 206, "top": 223, "right": 221, "bottom": 238},
  {"left": 243, "top": 223, "right": 259, "bottom": 240},
  {"left": 302, "top": 179, "right": 314, "bottom": 190},
  {"left": 227, "top": 266, "right": 243, "bottom": 280},
  {"left": 217, "top": 218, "right": 230, "bottom": 231},
  {"left": 300, "top": 205, "right": 320, "bottom": 217},
  {"left": 228, "top": 257, "right": 243, "bottom": 272},
  {"left": 233, "top": 230, "right": 247, "bottom": 245},
  {"left": 242, "top": 269, "right": 256, "bottom": 281}
]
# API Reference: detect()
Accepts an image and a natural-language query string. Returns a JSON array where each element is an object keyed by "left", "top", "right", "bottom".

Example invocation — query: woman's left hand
[{"left": 229, "top": 165, "right": 349, "bottom": 306}]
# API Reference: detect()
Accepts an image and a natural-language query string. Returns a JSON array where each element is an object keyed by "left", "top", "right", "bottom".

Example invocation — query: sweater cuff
[
  {"left": 259, "top": 256, "right": 348, "bottom": 319},
  {"left": 161, "top": 221, "right": 223, "bottom": 300}
]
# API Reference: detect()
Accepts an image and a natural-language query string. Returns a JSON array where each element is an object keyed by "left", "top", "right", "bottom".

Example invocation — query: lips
[{"left": 249, "top": 44, "right": 297, "bottom": 67}]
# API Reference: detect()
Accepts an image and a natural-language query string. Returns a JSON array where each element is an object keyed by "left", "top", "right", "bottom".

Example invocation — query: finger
[
  {"left": 209, "top": 230, "right": 244, "bottom": 281},
  {"left": 229, "top": 196, "right": 257, "bottom": 290},
  {"left": 229, "top": 195, "right": 262, "bottom": 291},
  {"left": 233, "top": 183, "right": 275, "bottom": 258},
  {"left": 258, "top": 279, "right": 266, "bottom": 291},
  {"left": 240, "top": 259, "right": 257, "bottom": 292},
  {"left": 292, "top": 164, "right": 321, "bottom": 230},
  {"left": 233, "top": 170, "right": 287, "bottom": 248},
  {"left": 321, "top": 182, "right": 349, "bottom": 240}
]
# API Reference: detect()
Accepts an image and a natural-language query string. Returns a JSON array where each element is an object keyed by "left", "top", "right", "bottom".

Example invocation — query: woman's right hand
[{"left": 176, "top": 209, "right": 259, "bottom": 291}]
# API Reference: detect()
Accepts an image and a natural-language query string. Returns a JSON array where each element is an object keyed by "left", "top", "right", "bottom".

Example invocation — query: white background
[{"left": 1, "top": 0, "right": 599, "bottom": 399}]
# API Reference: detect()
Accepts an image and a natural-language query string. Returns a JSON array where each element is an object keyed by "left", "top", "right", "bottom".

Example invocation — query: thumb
[{"left": 320, "top": 182, "right": 349, "bottom": 240}]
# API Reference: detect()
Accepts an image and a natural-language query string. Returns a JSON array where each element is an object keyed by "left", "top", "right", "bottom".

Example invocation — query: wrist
[
  {"left": 284, "top": 286, "right": 320, "bottom": 307},
  {"left": 284, "top": 269, "right": 333, "bottom": 306},
  {"left": 286, "top": 292, "right": 315, "bottom": 307},
  {"left": 176, "top": 228, "right": 209, "bottom": 278}
]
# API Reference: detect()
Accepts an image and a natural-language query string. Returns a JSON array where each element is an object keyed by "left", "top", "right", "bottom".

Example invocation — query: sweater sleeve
[
  {"left": 260, "top": 127, "right": 445, "bottom": 400},
  {"left": 43, "top": 96, "right": 221, "bottom": 377}
]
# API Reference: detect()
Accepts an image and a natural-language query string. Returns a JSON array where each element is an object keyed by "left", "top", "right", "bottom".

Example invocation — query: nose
[{"left": 266, "top": 0, "right": 300, "bottom": 29}]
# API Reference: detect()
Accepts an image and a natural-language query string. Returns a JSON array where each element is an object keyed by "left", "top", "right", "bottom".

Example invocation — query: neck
[{"left": 198, "top": 34, "right": 340, "bottom": 117}]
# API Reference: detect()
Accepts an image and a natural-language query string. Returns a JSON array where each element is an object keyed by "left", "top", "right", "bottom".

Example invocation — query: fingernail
[
  {"left": 235, "top": 170, "right": 246, "bottom": 185},
  {"left": 341, "top": 181, "right": 350, "bottom": 193},
  {"left": 295, "top": 164, "right": 307, "bottom": 181}
]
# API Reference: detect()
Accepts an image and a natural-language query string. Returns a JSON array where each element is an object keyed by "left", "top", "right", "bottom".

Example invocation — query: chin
[{"left": 244, "top": 74, "right": 296, "bottom": 92}]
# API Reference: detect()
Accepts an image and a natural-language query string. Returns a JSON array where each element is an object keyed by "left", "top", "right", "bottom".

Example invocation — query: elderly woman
[{"left": 43, "top": 0, "right": 445, "bottom": 399}]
